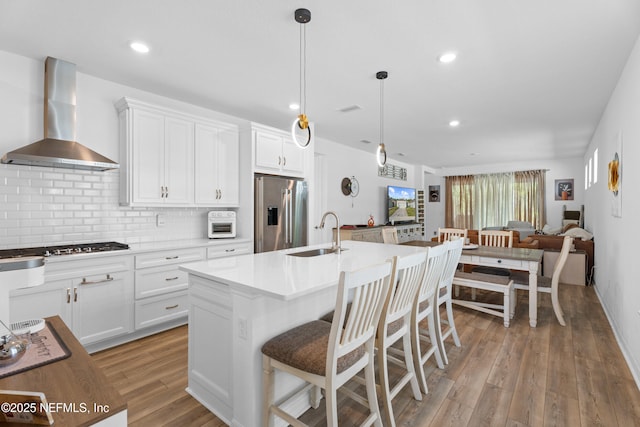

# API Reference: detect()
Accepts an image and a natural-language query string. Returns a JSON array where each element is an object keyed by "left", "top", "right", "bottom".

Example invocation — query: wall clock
[{"left": 341, "top": 176, "right": 359, "bottom": 197}]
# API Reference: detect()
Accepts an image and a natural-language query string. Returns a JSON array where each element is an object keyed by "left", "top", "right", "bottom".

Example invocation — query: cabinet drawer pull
[
  {"left": 81, "top": 274, "right": 114, "bottom": 285},
  {"left": 74, "top": 287, "right": 78, "bottom": 302},
  {"left": 283, "top": 156, "right": 286, "bottom": 166},
  {"left": 278, "top": 156, "right": 281, "bottom": 165},
  {"left": 225, "top": 248, "right": 236, "bottom": 253},
  {"left": 165, "top": 304, "right": 179, "bottom": 310},
  {"left": 165, "top": 276, "right": 180, "bottom": 281},
  {"left": 497, "top": 259, "right": 502, "bottom": 264},
  {"left": 67, "top": 288, "right": 71, "bottom": 303},
  {"left": 165, "top": 255, "right": 179, "bottom": 260}
]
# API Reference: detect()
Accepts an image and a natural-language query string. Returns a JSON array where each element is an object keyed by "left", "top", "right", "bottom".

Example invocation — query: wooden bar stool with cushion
[
  {"left": 374, "top": 252, "right": 428, "bottom": 427},
  {"left": 262, "top": 261, "right": 392, "bottom": 427},
  {"left": 411, "top": 243, "right": 449, "bottom": 394},
  {"left": 435, "top": 238, "right": 464, "bottom": 364},
  {"left": 511, "top": 235, "right": 574, "bottom": 326},
  {"left": 318, "top": 252, "right": 428, "bottom": 427}
]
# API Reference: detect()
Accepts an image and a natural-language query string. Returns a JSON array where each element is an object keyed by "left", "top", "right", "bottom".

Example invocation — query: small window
[
  {"left": 588, "top": 158, "right": 593, "bottom": 187},
  {"left": 585, "top": 163, "right": 589, "bottom": 190},
  {"left": 594, "top": 148, "right": 598, "bottom": 183}
]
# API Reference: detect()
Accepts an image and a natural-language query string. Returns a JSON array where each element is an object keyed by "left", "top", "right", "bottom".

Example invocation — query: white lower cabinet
[
  {"left": 10, "top": 241, "right": 253, "bottom": 351},
  {"left": 10, "top": 255, "right": 134, "bottom": 346},
  {"left": 206, "top": 240, "right": 252, "bottom": 259},
  {"left": 134, "top": 247, "right": 206, "bottom": 330},
  {"left": 135, "top": 290, "right": 189, "bottom": 330}
]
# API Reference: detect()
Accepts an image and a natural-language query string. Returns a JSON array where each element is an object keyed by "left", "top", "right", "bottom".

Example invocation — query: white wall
[
  {"left": 584, "top": 34, "right": 640, "bottom": 385},
  {"left": 422, "top": 172, "right": 445, "bottom": 239},
  {"left": 314, "top": 138, "right": 418, "bottom": 227},
  {"left": 423, "top": 158, "right": 585, "bottom": 234},
  {"left": 0, "top": 50, "right": 250, "bottom": 248}
]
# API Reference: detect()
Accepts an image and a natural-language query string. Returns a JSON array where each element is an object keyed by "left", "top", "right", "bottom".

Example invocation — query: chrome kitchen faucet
[{"left": 319, "top": 211, "right": 341, "bottom": 253}]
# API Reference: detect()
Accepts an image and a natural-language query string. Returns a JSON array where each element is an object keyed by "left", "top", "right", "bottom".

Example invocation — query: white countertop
[
  {"left": 39, "top": 238, "right": 252, "bottom": 264},
  {"left": 179, "top": 240, "right": 426, "bottom": 300}
]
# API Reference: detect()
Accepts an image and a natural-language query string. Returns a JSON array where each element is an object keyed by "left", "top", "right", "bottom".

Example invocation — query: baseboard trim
[
  {"left": 85, "top": 317, "right": 187, "bottom": 354},
  {"left": 593, "top": 285, "right": 640, "bottom": 390}
]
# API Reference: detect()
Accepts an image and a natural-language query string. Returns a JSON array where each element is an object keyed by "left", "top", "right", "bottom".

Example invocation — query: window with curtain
[{"left": 445, "top": 170, "right": 546, "bottom": 230}]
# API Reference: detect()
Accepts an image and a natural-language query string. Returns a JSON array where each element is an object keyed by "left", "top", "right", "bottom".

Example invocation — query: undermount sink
[{"left": 287, "top": 247, "right": 348, "bottom": 257}]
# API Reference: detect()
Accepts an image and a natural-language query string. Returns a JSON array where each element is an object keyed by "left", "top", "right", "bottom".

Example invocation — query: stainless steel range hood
[{"left": 1, "top": 57, "right": 119, "bottom": 171}]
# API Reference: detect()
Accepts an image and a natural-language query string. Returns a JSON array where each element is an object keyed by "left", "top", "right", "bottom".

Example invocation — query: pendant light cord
[
  {"left": 379, "top": 77, "right": 384, "bottom": 146},
  {"left": 299, "top": 24, "right": 307, "bottom": 115}
]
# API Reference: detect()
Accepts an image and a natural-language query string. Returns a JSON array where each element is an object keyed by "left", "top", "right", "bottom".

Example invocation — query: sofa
[
  {"left": 505, "top": 220, "right": 537, "bottom": 239},
  {"left": 520, "top": 234, "right": 594, "bottom": 277}
]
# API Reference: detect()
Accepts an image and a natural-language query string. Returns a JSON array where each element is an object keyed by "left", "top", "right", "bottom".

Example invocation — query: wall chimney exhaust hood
[{"left": 1, "top": 57, "right": 119, "bottom": 171}]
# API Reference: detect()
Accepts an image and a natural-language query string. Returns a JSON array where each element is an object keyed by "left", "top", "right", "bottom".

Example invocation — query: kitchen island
[{"left": 180, "top": 240, "right": 425, "bottom": 427}]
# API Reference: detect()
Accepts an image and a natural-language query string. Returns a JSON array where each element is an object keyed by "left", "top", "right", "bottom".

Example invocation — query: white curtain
[{"left": 445, "top": 170, "right": 545, "bottom": 230}]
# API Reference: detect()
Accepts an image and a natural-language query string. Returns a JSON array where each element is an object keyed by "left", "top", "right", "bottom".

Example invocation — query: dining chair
[
  {"left": 469, "top": 229, "right": 515, "bottom": 297},
  {"left": 381, "top": 227, "right": 399, "bottom": 244},
  {"left": 478, "top": 229, "right": 514, "bottom": 248},
  {"left": 511, "top": 235, "right": 574, "bottom": 326},
  {"left": 261, "top": 261, "right": 392, "bottom": 427},
  {"left": 411, "top": 243, "right": 448, "bottom": 394},
  {"left": 434, "top": 238, "right": 463, "bottom": 364},
  {"left": 437, "top": 227, "right": 468, "bottom": 243}
]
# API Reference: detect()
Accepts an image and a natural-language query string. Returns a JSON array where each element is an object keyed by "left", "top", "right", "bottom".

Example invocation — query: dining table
[{"left": 402, "top": 240, "right": 544, "bottom": 327}]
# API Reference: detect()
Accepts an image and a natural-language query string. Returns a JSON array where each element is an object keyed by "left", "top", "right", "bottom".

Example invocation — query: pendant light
[
  {"left": 291, "top": 8, "right": 312, "bottom": 148},
  {"left": 376, "top": 71, "right": 388, "bottom": 167}
]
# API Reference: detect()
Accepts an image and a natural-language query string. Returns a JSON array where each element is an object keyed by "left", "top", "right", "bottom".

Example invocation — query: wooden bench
[{"left": 451, "top": 271, "right": 515, "bottom": 327}]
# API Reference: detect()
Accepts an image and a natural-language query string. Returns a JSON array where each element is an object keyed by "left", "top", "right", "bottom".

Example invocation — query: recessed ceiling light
[
  {"left": 289, "top": 103, "right": 300, "bottom": 110},
  {"left": 130, "top": 41, "right": 150, "bottom": 54},
  {"left": 438, "top": 51, "right": 457, "bottom": 63},
  {"left": 449, "top": 119, "right": 460, "bottom": 127}
]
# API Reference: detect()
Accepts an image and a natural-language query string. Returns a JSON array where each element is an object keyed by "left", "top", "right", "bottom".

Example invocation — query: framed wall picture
[
  {"left": 555, "top": 179, "right": 574, "bottom": 201},
  {"left": 429, "top": 185, "right": 440, "bottom": 202}
]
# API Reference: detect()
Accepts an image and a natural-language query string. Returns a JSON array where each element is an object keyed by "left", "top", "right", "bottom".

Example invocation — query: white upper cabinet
[
  {"left": 194, "top": 121, "right": 240, "bottom": 206},
  {"left": 253, "top": 124, "right": 308, "bottom": 177},
  {"left": 128, "top": 108, "right": 193, "bottom": 205},
  {"left": 116, "top": 98, "right": 240, "bottom": 207}
]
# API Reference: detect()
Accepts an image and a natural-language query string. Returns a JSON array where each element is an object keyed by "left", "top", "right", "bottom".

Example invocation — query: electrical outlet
[
  {"left": 156, "top": 214, "right": 165, "bottom": 227},
  {"left": 238, "top": 318, "right": 247, "bottom": 339}
]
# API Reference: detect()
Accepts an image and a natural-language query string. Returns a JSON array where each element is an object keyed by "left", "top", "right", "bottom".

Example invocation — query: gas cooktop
[{"left": 0, "top": 242, "right": 130, "bottom": 259}]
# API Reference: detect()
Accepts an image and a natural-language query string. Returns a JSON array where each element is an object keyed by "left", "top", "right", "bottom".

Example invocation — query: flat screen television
[{"left": 387, "top": 185, "right": 417, "bottom": 224}]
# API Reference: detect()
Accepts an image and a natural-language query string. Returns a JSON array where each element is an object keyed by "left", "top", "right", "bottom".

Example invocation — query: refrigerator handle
[
  {"left": 255, "top": 178, "right": 263, "bottom": 253},
  {"left": 282, "top": 188, "right": 289, "bottom": 246},
  {"left": 287, "top": 188, "right": 293, "bottom": 244}
]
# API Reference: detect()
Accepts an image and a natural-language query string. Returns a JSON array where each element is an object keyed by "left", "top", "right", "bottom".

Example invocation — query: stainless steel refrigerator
[{"left": 254, "top": 174, "right": 308, "bottom": 253}]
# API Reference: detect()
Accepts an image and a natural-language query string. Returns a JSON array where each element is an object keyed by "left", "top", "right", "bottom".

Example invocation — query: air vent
[{"left": 338, "top": 104, "right": 362, "bottom": 113}]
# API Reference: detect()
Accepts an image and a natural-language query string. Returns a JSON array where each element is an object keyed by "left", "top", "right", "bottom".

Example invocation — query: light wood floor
[{"left": 92, "top": 284, "right": 640, "bottom": 426}]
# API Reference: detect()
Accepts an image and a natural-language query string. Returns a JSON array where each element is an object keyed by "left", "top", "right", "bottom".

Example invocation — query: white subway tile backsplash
[{"left": 0, "top": 164, "right": 212, "bottom": 249}]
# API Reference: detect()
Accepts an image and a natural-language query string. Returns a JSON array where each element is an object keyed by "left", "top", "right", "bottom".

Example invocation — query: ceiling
[{"left": 1, "top": 1, "right": 640, "bottom": 169}]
